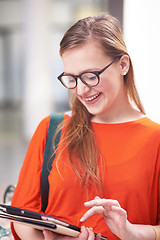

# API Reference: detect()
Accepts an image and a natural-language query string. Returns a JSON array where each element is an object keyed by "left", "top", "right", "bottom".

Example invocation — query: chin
[{"left": 86, "top": 109, "right": 102, "bottom": 117}]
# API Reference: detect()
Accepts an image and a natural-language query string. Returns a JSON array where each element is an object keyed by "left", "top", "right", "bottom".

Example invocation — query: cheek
[
  {"left": 97, "top": 78, "right": 115, "bottom": 94},
  {"left": 99, "top": 73, "right": 122, "bottom": 95}
]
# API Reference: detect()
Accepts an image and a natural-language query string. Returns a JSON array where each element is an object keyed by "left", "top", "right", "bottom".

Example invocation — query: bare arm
[
  {"left": 13, "top": 223, "right": 101, "bottom": 240},
  {"left": 80, "top": 196, "right": 159, "bottom": 240},
  {"left": 13, "top": 223, "right": 44, "bottom": 240}
]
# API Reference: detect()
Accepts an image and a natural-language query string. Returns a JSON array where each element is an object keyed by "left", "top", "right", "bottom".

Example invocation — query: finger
[
  {"left": 94, "top": 196, "right": 101, "bottom": 200},
  {"left": 96, "top": 233, "right": 102, "bottom": 240},
  {"left": 111, "top": 205, "right": 127, "bottom": 218},
  {"left": 78, "top": 226, "right": 88, "bottom": 240},
  {"left": 87, "top": 228, "right": 95, "bottom": 240},
  {"left": 80, "top": 206, "right": 105, "bottom": 222},
  {"left": 84, "top": 198, "right": 120, "bottom": 210}
]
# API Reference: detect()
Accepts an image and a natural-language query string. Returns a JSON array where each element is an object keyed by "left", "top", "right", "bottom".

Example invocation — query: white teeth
[{"left": 85, "top": 93, "right": 100, "bottom": 101}]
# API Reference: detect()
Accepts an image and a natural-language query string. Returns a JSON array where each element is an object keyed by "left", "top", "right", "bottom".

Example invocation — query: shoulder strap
[{"left": 41, "top": 113, "right": 64, "bottom": 213}]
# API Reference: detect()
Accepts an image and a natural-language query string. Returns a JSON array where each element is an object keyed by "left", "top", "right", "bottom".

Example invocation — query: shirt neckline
[{"left": 91, "top": 116, "right": 148, "bottom": 127}]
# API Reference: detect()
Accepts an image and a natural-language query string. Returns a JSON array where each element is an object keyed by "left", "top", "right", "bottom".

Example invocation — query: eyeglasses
[{"left": 57, "top": 57, "right": 120, "bottom": 89}]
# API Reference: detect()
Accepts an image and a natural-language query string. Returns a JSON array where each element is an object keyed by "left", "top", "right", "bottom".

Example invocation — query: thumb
[{"left": 43, "top": 230, "right": 56, "bottom": 240}]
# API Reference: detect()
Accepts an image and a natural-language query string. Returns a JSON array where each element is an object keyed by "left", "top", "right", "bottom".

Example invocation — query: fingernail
[
  {"left": 80, "top": 216, "right": 84, "bottom": 222},
  {"left": 95, "top": 196, "right": 100, "bottom": 199},
  {"left": 81, "top": 226, "right": 85, "bottom": 231}
]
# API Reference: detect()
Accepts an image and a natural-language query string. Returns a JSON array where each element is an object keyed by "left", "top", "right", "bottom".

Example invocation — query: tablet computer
[{"left": 0, "top": 204, "right": 107, "bottom": 239}]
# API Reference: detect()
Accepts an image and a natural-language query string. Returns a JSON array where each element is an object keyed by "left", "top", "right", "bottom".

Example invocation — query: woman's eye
[
  {"left": 89, "top": 75, "right": 97, "bottom": 80},
  {"left": 83, "top": 73, "right": 97, "bottom": 81},
  {"left": 68, "top": 78, "right": 75, "bottom": 83}
]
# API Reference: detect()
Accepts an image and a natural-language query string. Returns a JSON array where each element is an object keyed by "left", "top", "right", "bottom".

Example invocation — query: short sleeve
[
  {"left": 11, "top": 115, "right": 50, "bottom": 211},
  {"left": 10, "top": 115, "right": 50, "bottom": 239}
]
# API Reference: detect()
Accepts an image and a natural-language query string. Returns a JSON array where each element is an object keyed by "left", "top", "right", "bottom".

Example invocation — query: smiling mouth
[{"left": 85, "top": 93, "right": 101, "bottom": 102}]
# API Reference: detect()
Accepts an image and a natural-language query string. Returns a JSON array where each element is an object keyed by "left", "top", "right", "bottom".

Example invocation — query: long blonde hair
[{"left": 55, "top": 13, "right": 145, "bottom": 188}]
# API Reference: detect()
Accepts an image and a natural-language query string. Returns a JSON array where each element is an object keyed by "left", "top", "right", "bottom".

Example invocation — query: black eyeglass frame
[{"left": 57, "top": 56, "right": 121, "bottom": 89}]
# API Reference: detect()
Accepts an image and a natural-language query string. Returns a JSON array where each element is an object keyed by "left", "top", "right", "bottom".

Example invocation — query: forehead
[{"left": 61, "top": 42, "right": 111, "bottom": 74}]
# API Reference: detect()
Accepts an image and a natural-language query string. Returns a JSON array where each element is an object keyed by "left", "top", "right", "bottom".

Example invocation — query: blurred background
[{"left": 0, "top": 0, "right": 160, "bottom": 202}]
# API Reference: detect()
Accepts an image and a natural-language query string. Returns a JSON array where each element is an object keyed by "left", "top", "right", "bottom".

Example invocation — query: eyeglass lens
[{"left": 61, "top": 72, "right": 98, "bottom": 89}]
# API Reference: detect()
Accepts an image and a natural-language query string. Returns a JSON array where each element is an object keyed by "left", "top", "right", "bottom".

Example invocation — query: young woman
[{"left": 11, "top": 13, "right": 160, "bottom": 240}]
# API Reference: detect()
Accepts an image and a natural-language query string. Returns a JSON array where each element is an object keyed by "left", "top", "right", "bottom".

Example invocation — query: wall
[{"left": 124, "top": 0, "right": 160, "bottom": 123}]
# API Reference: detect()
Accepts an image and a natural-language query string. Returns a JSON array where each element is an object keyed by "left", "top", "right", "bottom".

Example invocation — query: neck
[{"left": 91, "top": 99, "right": 145, "bottom": 124}]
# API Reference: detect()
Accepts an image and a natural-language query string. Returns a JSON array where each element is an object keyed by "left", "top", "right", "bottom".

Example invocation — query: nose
[{"left": 76, "top": 78, "right": 90, "bottom": 95}]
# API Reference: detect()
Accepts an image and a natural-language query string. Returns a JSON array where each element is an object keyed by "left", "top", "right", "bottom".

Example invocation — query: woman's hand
[
  {"left": 80, "top": 196, "right": 130, "bottom": 239},
  {"left": 43, "top": 226, "right": 102, "bottom": 240}
]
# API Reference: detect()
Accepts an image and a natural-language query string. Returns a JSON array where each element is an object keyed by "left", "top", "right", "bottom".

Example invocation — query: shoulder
[
  {"left": 139, "top": 117, "right": 160, "bottom": 146},
  {"left": 38, "top": 115, "right": 51, "bottom": 128},
  {"left": 36, "top": 111, "right": 72, "bottom": 134},
  {"left": 37, "top": 111, "right": 72, "bottom": 130},
  {"left": 30, "top": 115, "right": 51, "bottom": 144},
  {"left": 142, "top": 117, "right": 160, "bottom": 132}
]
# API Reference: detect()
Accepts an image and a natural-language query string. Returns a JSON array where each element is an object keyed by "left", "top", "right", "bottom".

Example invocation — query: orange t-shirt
[{"left": 11, "top": 114, "right": 160, "bottom": 239}]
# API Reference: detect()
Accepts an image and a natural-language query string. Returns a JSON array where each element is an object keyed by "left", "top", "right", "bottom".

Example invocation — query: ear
[{"left": 119, "top": 54, "right": 130, "bottom": 76}]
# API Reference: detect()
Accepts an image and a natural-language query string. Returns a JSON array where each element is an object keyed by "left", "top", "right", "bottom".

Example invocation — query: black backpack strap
[{"left": 41, "top": 113, "right": 64, "bottom": 213}]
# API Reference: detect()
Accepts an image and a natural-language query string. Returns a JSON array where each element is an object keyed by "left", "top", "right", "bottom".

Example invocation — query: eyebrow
[{"left": 64, "top": 67, "right": 100, "bottom": 76}]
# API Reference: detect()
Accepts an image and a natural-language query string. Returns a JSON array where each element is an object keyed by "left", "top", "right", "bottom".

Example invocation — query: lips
[{"left": 84, "top": 93, "right": 101, "bottom": 102}]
